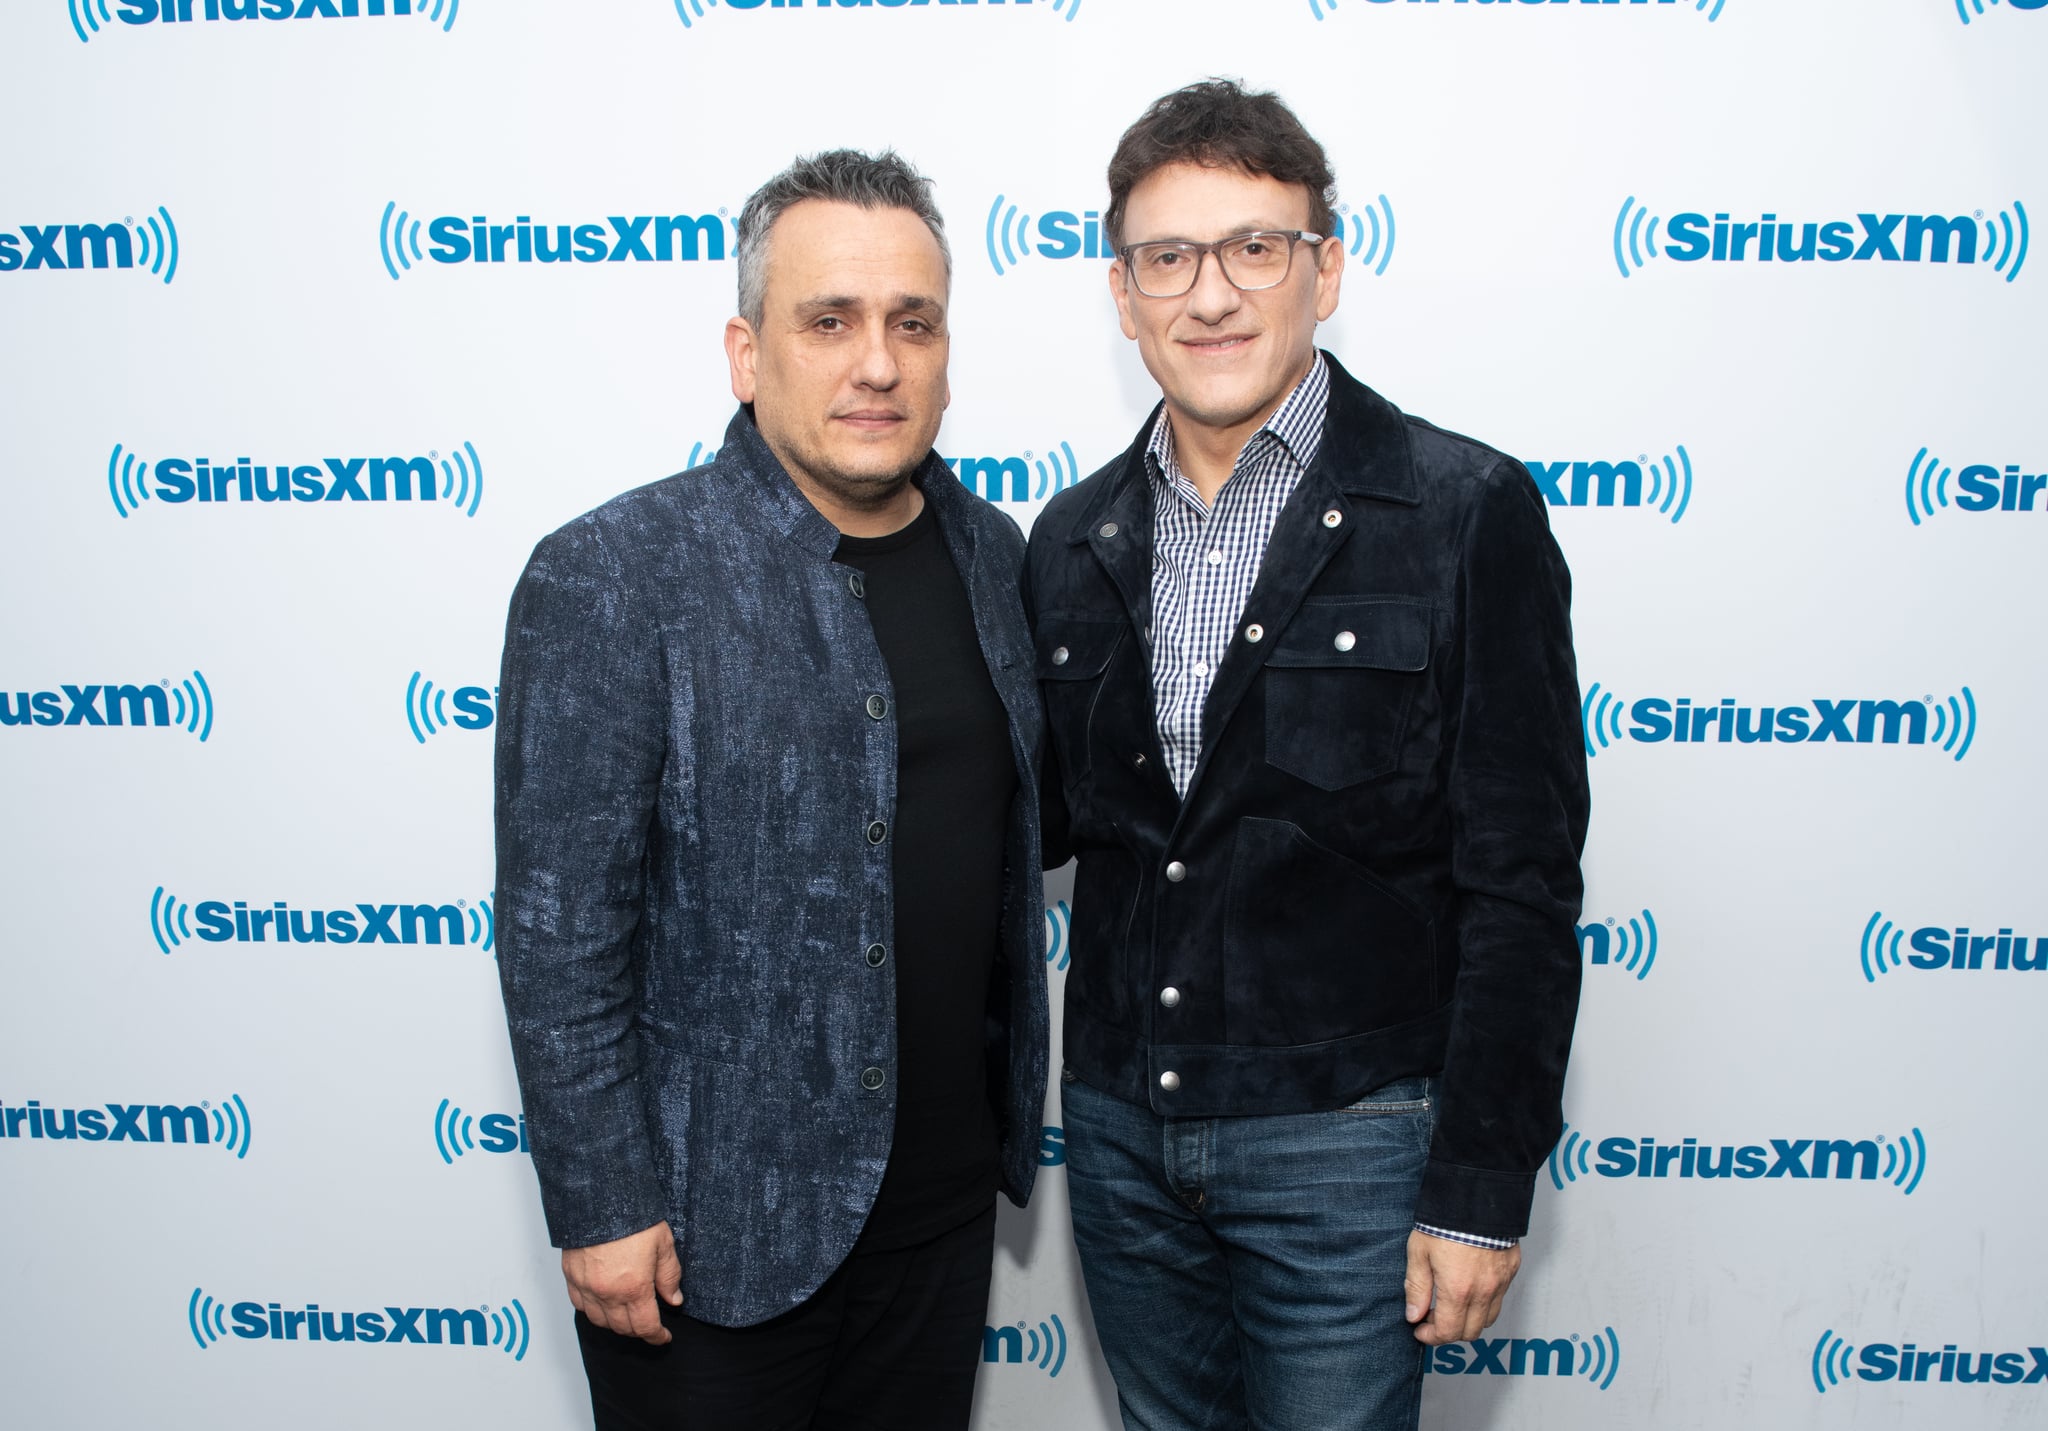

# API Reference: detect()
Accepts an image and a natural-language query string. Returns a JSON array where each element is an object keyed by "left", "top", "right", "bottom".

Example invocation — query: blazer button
[
  {"left": 1244, "top": 623, "right": 1264, "bottom": 644},
  {"left": 1159, "top": 986, "right": 1181, "bottom": 1008},
  {"left": 1322, "top": 508, "right": 1343, "bottom": 529},
  {"left": 860, "top": 1066, "right": 886, "bottom": 1091},
  {"left": 1099, "top": 522, "right": 1119, "bottom": 538},
  {"left": 1051, "top": 646, "right": 1070, "bottom": 666},
  {"left": 865, "top": 694, "right": 888, "bottom": 720},
  {"left": 1334, "top": 630, "right": 1357, "bottom": 653},
  {"left": 866, "top": 820, "right": 888, "bottom": 845},
  {"left": 865, "top": 943, "right": 887, "bottom": 968},
  {"left": 1159, "top": 1070, "right": 1181, "bottom": 1092},
  {"left": 848, "top": 573, "right": 866, "bottom": 599},
  {"left": 1165, "top": 860, "right": 1187, "bottom": 883}
]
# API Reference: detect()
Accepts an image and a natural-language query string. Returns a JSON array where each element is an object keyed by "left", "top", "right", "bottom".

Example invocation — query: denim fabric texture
[
  {"left": 1026, "top": 353, "right": 1588, "bottom": 1239},
  {"left": 495, "top": 407, "right": 1048, "bottom": 1328},
  {"left": 1062, "top": 1072, "right": 1437, "bottom": 1431}
]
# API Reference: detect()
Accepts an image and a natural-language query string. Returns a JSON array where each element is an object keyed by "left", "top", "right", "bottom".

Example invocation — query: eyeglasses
[{"left": 1118, "top": 230, "right": 1325, "bottom": 298}]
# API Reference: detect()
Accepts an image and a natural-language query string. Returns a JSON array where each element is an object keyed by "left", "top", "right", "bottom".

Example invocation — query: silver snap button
[
  {"left": 860, "top": 1066, "right": 885, "bottom": 1091},
  {"left": 866, "top": 820, "right": 888, "bottom": 845},
  {"left": 865, "top": 943, "right": 887, "bottom": 968},
  {"left": 865, "top": 694, "right": 887, "bottom": 720},
  {"left": 1244, "top": 623, "right": 1264, "bottom": 643},
  {"left": 1159, "top": 987, "right": 1181, "bottom": 1009},
  {"left": 1051, "top": 646, "right": 1070, "bottom": 666},
  {"left": 1322, "top": 509, "right": 1342, "bottom": 529},
  {"left": 1334, "top": 631, "right": 1356, "bottom": 653},
  {"left": 848, "top": 573, "right": 866, "bottom": 598},
  {"left": 1134, "top": 752, "right": 1147, "bottom": 768},
  {"left": 1165, "top": 861, "right": 1186, "bottom": 883},
  {"left": 1099, "top": 522, "right": 1119, "bottom": 538},
  {"left": 1159, "top": 1070, "right": 1181, "bottom": 1092}
]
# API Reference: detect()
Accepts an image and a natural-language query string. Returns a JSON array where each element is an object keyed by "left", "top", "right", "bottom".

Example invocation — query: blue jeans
[{"left": 1062, "top": 1072, "right": 1437, "bottom": 1431}]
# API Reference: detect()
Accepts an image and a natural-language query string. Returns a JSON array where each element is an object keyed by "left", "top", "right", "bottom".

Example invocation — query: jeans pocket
[{"left": 1337, "top": 1075, "right": 1435, "bottom": 1116}]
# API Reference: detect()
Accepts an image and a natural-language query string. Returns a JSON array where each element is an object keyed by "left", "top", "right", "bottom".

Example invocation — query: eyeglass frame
[{"left": 1115, "top": 229, "right": 1329, "bottom": 298}]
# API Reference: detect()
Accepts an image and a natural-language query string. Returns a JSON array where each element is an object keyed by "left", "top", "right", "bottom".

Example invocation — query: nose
[
  {"left": 851, "top": 322, "right": 901, "bottom": 391},
  {"left": 1182, "top": 248, "right": 1243, "bottom": 325}
]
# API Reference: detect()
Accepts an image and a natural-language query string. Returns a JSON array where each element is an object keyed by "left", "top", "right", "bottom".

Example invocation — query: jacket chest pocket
[
  {"left": 1036, "top": 617, "right": 1125, "bottom": 791},
  {"left": 1262, "top": 598, "right": 1435, "bottom": 790}
]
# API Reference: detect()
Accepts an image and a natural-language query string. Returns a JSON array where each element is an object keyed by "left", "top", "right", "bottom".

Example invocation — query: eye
[{"left": 814, "top": 315, "right": 844, "bottom": 332}]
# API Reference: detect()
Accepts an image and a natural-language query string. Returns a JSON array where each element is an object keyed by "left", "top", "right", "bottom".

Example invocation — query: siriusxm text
[
  {"left": 225, "top": 1302, "right": 493, "bottom": 1345},
  {"left": 1947, "top": 465, "right": 2047, "bottom": 513},
  {"left": 1667, "top": 213, "right": 1991, "bottom": 266},
  {"left": 1424, "top": 1339, "right": 1579, "bottom": 1376},
  {"left": 2, "top": 1100, "right": 212, "bottom": 1143},
  {"left": 1902, "top": 927, "right": 2047, "bottom": 973},
  {"left": 187, "top": 900, "right": 479, "bottom": 945},
  {"left": 1623, "top": 698, "right": 1943, "bottom": 745},
  {"left": 422, "top": 215, "right": 724, "bottom": 266},
  {"left": 111, "top": 1, "right": 423, "bottom": 21},
  {"left": 138, "top": 456, "right": 446, "bottom": 505},
  {"left": 0, "top": 223, "right": 140, "bottom": 271},
  {"left": 4, "top": 684, "right": 176, "bottom": 728},
  {"left": 1852, "top": 1343, "right": 2048, "bottom": 1385},
  {"left": 1591, "top": 1136, "right": 1895, "bottom": 1180}
]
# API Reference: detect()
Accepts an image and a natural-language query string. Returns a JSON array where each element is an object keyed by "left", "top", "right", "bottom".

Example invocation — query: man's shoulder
[
  {"left": 528, "top": 466, "right": 738, "bottom": 572},
  {"left": 1029, "top": 450, "right": 1125, "bottom": 553}
]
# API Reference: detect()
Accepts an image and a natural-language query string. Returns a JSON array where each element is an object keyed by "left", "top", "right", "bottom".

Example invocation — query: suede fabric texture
[
  {"left": 1024, "top": 354, "right": 1588, "bottom": 1239},
  {"left": 495, "top": 407, "right": 1048, "bottom": 1327}
]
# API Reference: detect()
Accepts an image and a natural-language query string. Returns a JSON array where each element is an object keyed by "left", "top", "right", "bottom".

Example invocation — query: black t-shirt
[{"left": 835, "top": 496, "right": 1016, "bottom": 1250}]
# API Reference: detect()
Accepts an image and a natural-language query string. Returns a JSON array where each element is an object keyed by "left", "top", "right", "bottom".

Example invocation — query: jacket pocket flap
[
  {"left": 1264, "top": 599, "right": 1433, "bottom": 672},
  {"left": 1036, "top": 618, "right": 1124, "bottom": 680}
]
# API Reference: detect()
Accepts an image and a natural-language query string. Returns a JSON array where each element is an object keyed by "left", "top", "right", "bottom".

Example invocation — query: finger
[
  {"left": 1428, "top": 1280, "right": 1476, "bottom": 1345},
  {"left": 1402, "top": 1236, "right": 1434, "bottom": 1325},
  {"left": 624, "top": 1289, "right": 672, "bottom": 1346},
  {"left": 655, "top": 1234, "right": 684, "bottom": 1306}
]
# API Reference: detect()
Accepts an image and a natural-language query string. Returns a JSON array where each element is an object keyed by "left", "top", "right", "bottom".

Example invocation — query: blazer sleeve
[
  {"left": 1414, "top": 459, "right": 1591, "bottom": 1239},
  {"left": 494, "top": 519, "right": 668, "bottom": 1250},
  {"left": 1021, "top": 526, "right": 1074, "bottom": 870}
]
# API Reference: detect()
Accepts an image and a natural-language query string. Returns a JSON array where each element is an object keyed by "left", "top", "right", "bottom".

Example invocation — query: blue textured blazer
[{"left": 494, "top": 409, "right": 1049, "bottom": 1328}]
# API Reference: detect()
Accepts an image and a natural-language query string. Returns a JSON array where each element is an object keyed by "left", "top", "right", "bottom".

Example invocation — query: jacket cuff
[{"left": 1414, "top": 1159, "right": 1537, "bottom": 1241}]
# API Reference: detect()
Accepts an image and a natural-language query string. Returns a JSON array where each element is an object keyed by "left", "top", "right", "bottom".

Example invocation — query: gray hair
[{"left": 735, "top": 149, "right": 952, "bottom": 328}]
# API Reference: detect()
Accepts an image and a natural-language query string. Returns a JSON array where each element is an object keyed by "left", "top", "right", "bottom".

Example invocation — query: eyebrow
[
  {"left": 792, "top": 293, "right": 945, "bottom": 318},
  {"left": 1129, "top": 223, "right": 1299, "bottom": 245}
]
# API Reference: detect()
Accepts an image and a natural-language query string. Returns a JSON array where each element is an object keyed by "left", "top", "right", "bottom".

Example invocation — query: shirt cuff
[{"left": 1414, "top": 1222, "right": 1519, "bottom": 1251}]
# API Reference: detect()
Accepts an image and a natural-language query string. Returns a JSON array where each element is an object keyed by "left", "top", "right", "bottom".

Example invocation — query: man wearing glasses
[{"left": 1025, "top": 81, "right": 1588, "bottom": 1429}]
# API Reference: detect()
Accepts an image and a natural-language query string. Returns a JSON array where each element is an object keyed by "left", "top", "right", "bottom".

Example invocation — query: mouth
[
  {"left": 1176, "top": 334, "right": 1257, "bottom": 357},
  {"left": 834, "top": 409, "right": 909, "bottom": 433}
]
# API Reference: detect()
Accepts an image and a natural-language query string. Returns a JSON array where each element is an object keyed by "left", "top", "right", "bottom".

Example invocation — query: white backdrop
[{"left": 1, "top": 2, "right": 2043, "bottom": 1427}]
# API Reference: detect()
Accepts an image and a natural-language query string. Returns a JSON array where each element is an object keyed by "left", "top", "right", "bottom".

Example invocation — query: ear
[
  {"left": 1107, "top": 258, "right": 1140, "bottom": 341},
  {"left": 1312, "top": 234, "right": 1344, "bottom": 323},
  {"left": 725, "top": 316, "right": 758, "bottom": 404}
]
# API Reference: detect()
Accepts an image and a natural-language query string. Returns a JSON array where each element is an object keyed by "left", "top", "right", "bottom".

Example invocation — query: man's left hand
[{"left": 1403, "top": 1231, "right": 1521, "bottom": 1345}]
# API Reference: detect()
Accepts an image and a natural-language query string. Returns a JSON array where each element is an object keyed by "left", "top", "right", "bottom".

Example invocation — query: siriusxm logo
[
  {"left": 380, "top": 204, "right": 732, "bottom": 280},
  {"left": 188, "top": 1290, "right": 529, "bottom": 1358},
  {"left": 432, "top": 1099, "right": 527, "bottom": 1164},
  {"left": 405, "top": 674, "right": 495, "bottom": 743},
  {"left": 1614, "top": 198, "right": 2030, "bottom": 282},
  {"left": 1578, "top": 909, "right": 1658, "bottom": 981},
  {"left": 148, "top": 888, "right": 495, "bottom": 954},
  {"left": 1, "top": 1094, "right": 252, "bottom": 1155},
  {"left": 3, "top": 672, "right": 213, "bottom": 740},
  {"left": 1044, "top": 899, "right": 1070, "bottom": 972},
  {"left": 1310, "top": 0, "right": 1722, "bottom": 20},
  {"left": 1424, "top": 1327, "right": 1622, "bottom": 1390},
  {"left": 1859, "top": 914, "right": 2048, "bottom": 983},
  {"left": 946, "top": 444, "right": 1081, "bottom": 503},
  {"left": 69, "top": 0, "right": 458, "bottom": 42},
  {"left": 1549, "top": 1122, "right": 1929, "bottom": 1194},
  {"left": 983, "top": 1315, "right": 1068, "bottom": 1377},
  {"left": 107, "top": 443, "right": 483, "bottom": 519},
  {"left": 1530, "top": 448, "right": 1692, "bottom": 523},
  {"left": 1904, "top": 448, "right": 2045, "bottom": 525},
  {"left": 0, "top": 208, "right": 178, "bottom": 284},
  {"left": 673, "top": 0, "right": 1082, "bottom": 31},
  {"left": 1956, "top": 0, "right": 2048, "bottom": 25},
  {"left": 1039, "top": 1125, "right": 1065, "bottom": 1167},
  {"left": 1579, "top": 684, "right": 1980, "bottom": 761},
  {"left": 983, "top": 195, "right": 1396, "bottom": 277},
  {"left": 1814, "top": 1330, "right": 2048, "bottom": 1390}
]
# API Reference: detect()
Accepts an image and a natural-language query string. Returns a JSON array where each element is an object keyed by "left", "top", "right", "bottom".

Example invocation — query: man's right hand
[{"left": 562, "top": 1221, "right": 684, "bottom": 1345}]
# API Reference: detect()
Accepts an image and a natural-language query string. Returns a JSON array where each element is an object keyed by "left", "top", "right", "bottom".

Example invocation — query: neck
[
  {"left": 1164, "top": 353, "right": 1315, "bottom": 507},
  {"left": 769, "top": 443, "right": 926, "bottom": 537}
]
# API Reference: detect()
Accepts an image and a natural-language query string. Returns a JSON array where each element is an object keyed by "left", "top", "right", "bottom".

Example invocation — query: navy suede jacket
[
  {"left": 495, "top": 409, "right": 1048, "bottom": 1328},
  {"left": 1025, "top": 355, "right": 1588, "bottom": 1239}
]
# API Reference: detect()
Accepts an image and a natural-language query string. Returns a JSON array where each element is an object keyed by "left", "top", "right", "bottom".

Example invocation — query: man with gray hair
[{"left": 495, "top": 149, "right": 1048, "bottom": 1429}]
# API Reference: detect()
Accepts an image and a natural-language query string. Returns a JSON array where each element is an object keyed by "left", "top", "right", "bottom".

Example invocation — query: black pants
[{"left": 575, "top": 1204, "right": 997, "bottom": 1431}]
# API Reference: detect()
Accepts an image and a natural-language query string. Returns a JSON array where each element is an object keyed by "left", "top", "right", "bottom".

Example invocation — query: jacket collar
[
  {"left": 718, "top": 405, "right": 965, "bottom": 561},
  {"left": 1068, "top": 348, "right": 1418, "bottom": 545}
]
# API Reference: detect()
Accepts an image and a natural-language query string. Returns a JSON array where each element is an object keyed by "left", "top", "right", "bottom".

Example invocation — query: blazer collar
[{"left": 719, "top": 405, "right": 962, "bottom": 561}]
